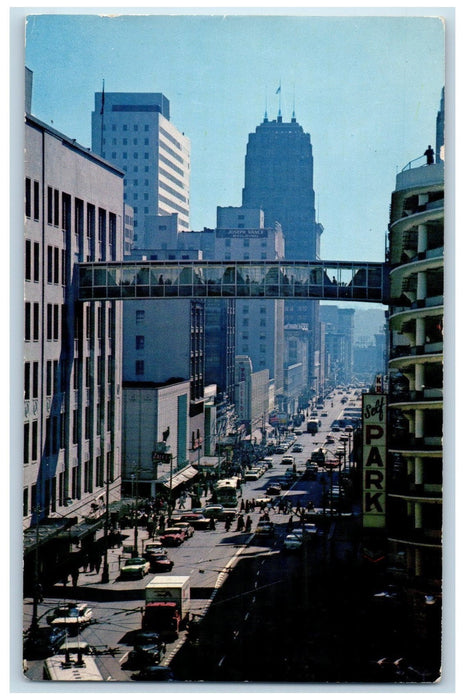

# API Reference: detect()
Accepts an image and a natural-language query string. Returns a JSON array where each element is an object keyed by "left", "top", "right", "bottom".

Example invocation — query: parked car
[
  {"left": 159, "top": 528, "right": 186, "bottom": 547},
  {"left": 23, "top": 627, "right": 67, "bottom": 658},
  {"left": 148, "top": 552, "right": 174, "bottom": 572},
  {"left": 170, "top": 521, "right": 194, "bottom": 538},
  {"left": 46, "top": 603, "right": 93, "bottom": 632},
  {"left": 143, "top": 544, "right": 167, "bottom": 560},
  {"left": 120, "top": 557, "right": 151, "bottom": 579},
  {"left": 131, "top": 665, "right": 174, "bottom": 681},
  {"left": 173, "top": 512, "right": 210, "bottom": 530}
]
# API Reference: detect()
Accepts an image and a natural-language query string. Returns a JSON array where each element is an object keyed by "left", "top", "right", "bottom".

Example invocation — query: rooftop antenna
[
  {"left": 264, "top": 85, "right": 268, "bottom": 122},
  {"left": 276, "top": 80, "right": 282, "bottom": 121},
  {"left": 292, "top": 82, "right": 296, "bottom": 122},
  {"left": 100, "top": 78, "right": 105, "bottom": 155}
]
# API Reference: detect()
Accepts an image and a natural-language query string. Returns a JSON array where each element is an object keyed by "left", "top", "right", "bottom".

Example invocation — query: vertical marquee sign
[{"left": 362, "top": 393, "right": 387, "bottom": 528}]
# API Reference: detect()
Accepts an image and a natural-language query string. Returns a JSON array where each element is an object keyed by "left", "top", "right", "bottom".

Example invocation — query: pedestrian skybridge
[{"left": 78, "top": 260, "right": 388, "bottom": 303}]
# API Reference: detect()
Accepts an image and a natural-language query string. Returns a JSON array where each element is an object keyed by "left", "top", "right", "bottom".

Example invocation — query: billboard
[{"left": 362, "top": 393, "right": 387, "bottom": 528}]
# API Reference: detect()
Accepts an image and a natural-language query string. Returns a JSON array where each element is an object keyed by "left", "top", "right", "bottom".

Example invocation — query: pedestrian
[
  {"left": 71, "top": 568, "right": 79, "bottom": 588},
  {"left": 236, "top": 514, "right": 245, "bottom": 531},
  {"left": 240, "top": 499, "right": 245, "bottom": 511},
  {"left": 225, "top": 518, "right": 231, "bottom": 532},
  {"left": 245, "top": 515, "right": 252, "bottom": 532},
  {"left": 35, "top": 582, "right": 43, "bottom": 603},
  {"left": 95, "top": 553, "right": 102, "bottom": 575},
  {"left": 287, "top": 515, "right": 294, "bottom": 533},
  {"left": 209, "top": 517, "right": 216, "bottom": 530},
  {"left": 424, "top": 144, "right": 434, "bottom": 165}
]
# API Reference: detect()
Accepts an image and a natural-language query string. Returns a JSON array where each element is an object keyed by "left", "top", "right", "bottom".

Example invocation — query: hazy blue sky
[{"left": 23, "top": 9, "right": 445, "bottom": 263}]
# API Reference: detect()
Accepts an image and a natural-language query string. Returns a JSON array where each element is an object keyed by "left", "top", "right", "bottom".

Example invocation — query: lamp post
[
  {"left": 100, "top": 463, "right": 111, "bottom": 583},
  {"left": 131, "top": 466, "right": 139, "bottom": 556},
  {"left": 30, "top": 505, "right": 42, "bottom": 633}
]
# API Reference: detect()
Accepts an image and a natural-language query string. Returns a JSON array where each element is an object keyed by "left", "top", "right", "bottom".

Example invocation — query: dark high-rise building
[{"left": 242, "top": 111, "right": 324, "bottom": 396}]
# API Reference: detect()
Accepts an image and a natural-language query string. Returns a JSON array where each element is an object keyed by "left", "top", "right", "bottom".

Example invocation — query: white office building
[{"left": 91, "top": 92, "right": 191, "bottom": 245}]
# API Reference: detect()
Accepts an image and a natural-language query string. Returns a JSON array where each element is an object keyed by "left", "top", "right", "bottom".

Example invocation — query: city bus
[
  {"left": 43, "top": 652, "right": 106, "bottom": 681},
  {"left": 213, "top": 477, "right": 241, "bottom": 507}
]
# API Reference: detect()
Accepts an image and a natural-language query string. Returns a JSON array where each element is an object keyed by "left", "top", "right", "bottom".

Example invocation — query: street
[{"left": 24, "top": 387, "right": 438, "bottom": 684}]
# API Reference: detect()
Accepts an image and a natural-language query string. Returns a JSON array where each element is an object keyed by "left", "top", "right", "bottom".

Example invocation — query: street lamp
[
  {"left": 131, "top": 467, "right": 139, "bottom": 556},
  {"left": 29, "top": 505, "right": 42, "bottom": 633},
  {"left": 100, "top": 464, "right": 111, "bottom": 583}
]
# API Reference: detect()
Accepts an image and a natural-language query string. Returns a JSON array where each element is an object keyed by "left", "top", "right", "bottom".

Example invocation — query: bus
[
  {"left": 43, "top": 652, "right": 106, "bottom": 681},
  {"left": 213, "top": 477, "right": 241, "bottom": 507}
]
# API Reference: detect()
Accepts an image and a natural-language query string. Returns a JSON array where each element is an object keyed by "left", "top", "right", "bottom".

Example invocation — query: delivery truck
[
  {"left": 307, "top": 420, "right": 319, "bottom": 435},
  {"left": 143, "top": 575, "right": 190, "bottom": 641}
]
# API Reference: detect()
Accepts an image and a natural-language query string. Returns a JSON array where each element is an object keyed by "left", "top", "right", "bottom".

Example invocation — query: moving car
[
  {"left": 283, "top": 533, "right": 303, "bottom": 550},
  {"left": 148, "top": 552, "right": 174, "bottom": 572},
  {"left": 120, "top": 557, "right": 151, "bottom": 579},
  {"left": 266, "top": 482, "right": 282, "bottom": 495},
  {"left": 46, "top": 603, "right": 93, "bottom": 632},
  {"left": 281, "top": 456, "right": 295, "bottom": 465},
  {"left": 255, "top": 522, "right": 275, "bottom": 537},
  {"left": 292, "top": 443, "right": 304, "bottom": 453}
]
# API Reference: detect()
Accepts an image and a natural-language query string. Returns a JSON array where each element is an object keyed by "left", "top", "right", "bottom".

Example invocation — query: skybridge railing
[{"left": 78, "top": 259, "right": 388, "bottom": 304}]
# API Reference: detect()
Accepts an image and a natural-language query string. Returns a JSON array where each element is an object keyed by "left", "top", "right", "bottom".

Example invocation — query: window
[
  {"left": 33, "top": 242, "right": 40, "bottom": 282},
  {"left": 25, "top": 178, "right": 31, "bottom": 218},
  {"left": 33, "top": 303, "right": 39, "bottom": 341},
  {"left": 31, "top": 420, "right": 38, "bottom": 462},
  {"left": 23, "top": 423, "right": 29, "bottom": 464},
  {"left": 23, "top": 488, "right": 28, "bottom": 517},
  {"left": 72, "top": 409, "right": 78, "bottom": 444},
  {"left": 24, "top": 302, "right": 31, "bottom": 341},
  {"left": 47, "top": 246, "right": 53, "bottom": 283},
  {"left": 53, "top": 304, "right": 59, "bottom": 340},
  {"left": 24, "top": 363, "right": 30, "bottom": 400},
  {"left": 54, "top": 247, "right": 60, "bottom": 284},
  {"left": 96, "top": 455, "right": 104, "bottom": 488},
  {"left": 136, "top": 310, "right": 145, "bottom": 324},
  {"left": 33, "top": 181, "right": 40, "bottom": 220},
  {"left": 136, "top": 335, "right": 145, "bottom": 350},
  {"left": 32, "top": 362, "right": 39, "bottom": 399},
  {"left": 25, "top": 239, "right": 31, "bottom": 281},
  {"left": 85, "top": 406, "right": 90, "bottom": 439},
  {"left": 84, "top": 460, "right": 92, "bottom": 493},
  {"left": 135, "top": 360, "right": 144, "bottom": 376}
]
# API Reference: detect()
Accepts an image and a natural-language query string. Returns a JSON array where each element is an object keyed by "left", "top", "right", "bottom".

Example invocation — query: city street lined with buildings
[{"left": 22, "top": 13, "right": 445, "bottom": 687}]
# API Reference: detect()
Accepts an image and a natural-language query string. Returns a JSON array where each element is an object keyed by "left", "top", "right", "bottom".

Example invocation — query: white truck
[{"left": 143, "top": 575, "right": 190, "bottom": 641}]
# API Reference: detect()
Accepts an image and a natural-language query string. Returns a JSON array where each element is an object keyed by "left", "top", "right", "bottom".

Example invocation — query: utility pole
[
  {"left": 30, "top": 505, "right": 41, "bottom": 633},
  {"left": 100, "top": 462, "right": 111, "bottom": 583}
]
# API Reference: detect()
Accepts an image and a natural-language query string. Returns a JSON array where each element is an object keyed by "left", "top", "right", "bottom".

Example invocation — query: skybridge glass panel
[{"left": 107, "top": 266, "right": 121, "bottom": 298}]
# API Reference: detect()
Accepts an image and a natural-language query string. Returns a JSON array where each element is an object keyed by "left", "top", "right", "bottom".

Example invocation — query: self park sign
[{"left": 362, "top": 393, "right": 387, "bottom": 528}]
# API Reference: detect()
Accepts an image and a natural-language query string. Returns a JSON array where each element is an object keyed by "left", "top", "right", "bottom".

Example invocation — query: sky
[{"left": 21, "top": 8, "right": 446, "bottom": 266}]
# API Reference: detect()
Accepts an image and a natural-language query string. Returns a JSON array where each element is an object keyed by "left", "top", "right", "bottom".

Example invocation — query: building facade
[
  {"left": 241, "top": 111, "right": 324, "bottom": 395},
  {"left": 24, "top": 114, "right": 124, "bottom": 536},
  {"left": 215, "top": 206, "right": 285, "bottom": 399},
  {"left": 91, "top": 92, "right": 191, "bottom": 245},
  {"left": 386, "top": 99, "right": 444, "bottom": 598}
]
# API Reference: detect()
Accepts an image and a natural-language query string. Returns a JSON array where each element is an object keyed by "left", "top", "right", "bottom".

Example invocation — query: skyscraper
[
  {"left": 91, "top": 92, "right": 191, "bottom": 246},
  {"left": 242, "top": 111, "right": 322, "bottom": 260},
  {"left": 242, "top": 111, "right": 324, "bottom": 396}
]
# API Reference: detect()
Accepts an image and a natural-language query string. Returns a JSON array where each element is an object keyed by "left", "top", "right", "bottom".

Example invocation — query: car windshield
[{"left": 126, "top": 558, "right": 144, "bottom": 565}]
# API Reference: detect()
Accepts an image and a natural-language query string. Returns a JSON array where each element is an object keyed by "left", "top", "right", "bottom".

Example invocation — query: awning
[
  {"left": 159, "top": 465, "right": 198, "bottom": 490},
  {"left": 23, "top": 517, "right": 77, "bottom": 555}
]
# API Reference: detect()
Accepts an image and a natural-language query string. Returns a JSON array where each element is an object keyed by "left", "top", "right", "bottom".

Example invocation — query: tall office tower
[
  {"left": 386, "top": 90, "right": 444, "bottom": 621},
  {"left": 24, "top": 110, "right": 124, "bottom": 588},
  {"left": 91, "top": 92, "right": 190, "bottom": 246},
  {"left": 320, "top": 305, "right": 355, "bottom": 387},
  {"left": 242, "top": 111, "right": 324, "bottom": 396},
  {"left": 215, "top": 206, "right": 285, "bottom": 403}
]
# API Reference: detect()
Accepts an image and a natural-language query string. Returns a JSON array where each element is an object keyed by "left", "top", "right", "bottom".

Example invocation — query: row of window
[
  {"left": 25, "top": 179, "right": 118, "bottom": 260},
  {"left": 103, "top": 137, "right": 151, "bottom": 146},
  {"left": 103, "top": 122, "right": 149, "bottom": 132},
  {"left": 23, "top": 451, "right": 114, "bottom": 516},
  {"left": 24, "top": 401, "right": 114, "bottom": 465}
]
